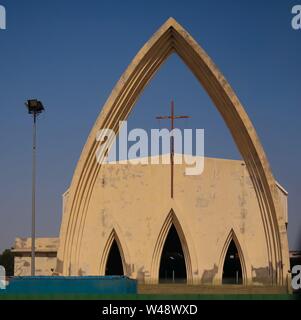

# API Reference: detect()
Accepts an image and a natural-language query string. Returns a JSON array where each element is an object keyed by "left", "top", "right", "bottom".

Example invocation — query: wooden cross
[{"left": 156, "top": 100, "right": 190, "bottom": 199}]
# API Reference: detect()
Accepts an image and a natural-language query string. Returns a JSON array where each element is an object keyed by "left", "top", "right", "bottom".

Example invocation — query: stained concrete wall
[
  {"left": 58, "top": 155, "right": 288, "bottom": 285},
  {"left": 13, "top": 238, "right": 58, "bottom": 276}
]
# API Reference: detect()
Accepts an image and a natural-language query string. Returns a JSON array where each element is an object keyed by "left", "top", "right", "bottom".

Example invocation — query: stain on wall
[
  {"left": 201, "top": 265, "right": 218, "bottom": 284},
  {"left": 252, "top": 266, "right": 271, "bottom": 284}
]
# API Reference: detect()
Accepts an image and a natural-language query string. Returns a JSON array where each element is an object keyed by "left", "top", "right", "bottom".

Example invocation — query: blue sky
[{"left": 0, "top": 0, "right": 300, "bottom": 252}]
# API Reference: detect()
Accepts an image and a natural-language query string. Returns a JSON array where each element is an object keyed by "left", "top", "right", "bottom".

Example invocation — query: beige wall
[
  {"left": 13, "top": 238, "right": 58, "bottom": 276},
  {"left": 58, "top": 156, "right": 288, "bottom": 285},
  {"left": 14, "top": 255, "right": 57, "bottom": 276}
]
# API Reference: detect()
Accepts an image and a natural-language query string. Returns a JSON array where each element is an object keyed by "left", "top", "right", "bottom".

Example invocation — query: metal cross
[{"left": 156, "top": 100, "right": 190, "bottom": 199}]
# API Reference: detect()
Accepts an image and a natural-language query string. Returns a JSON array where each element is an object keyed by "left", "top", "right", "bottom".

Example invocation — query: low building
[{"left": 12, "top": 238, "right": 58, "bottom": 276}]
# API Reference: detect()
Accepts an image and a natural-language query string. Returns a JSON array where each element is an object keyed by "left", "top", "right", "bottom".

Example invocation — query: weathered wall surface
[
  {"left": 13, "top": 238, "right": 58, "bottom": 276},
  {"left": 14, "top": 255, "right": 57, "bottom": 276},
  {"left": 60, "top": 156, "right": 287, "bottom": 285}
]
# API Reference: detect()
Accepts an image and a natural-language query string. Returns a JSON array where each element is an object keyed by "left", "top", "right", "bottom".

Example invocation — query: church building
[
  {"left": 13, "top": 18, "right": 290, "bottom": 294},
  {"left": 54, "top": 18, "right": 290, "bottom": 293}
]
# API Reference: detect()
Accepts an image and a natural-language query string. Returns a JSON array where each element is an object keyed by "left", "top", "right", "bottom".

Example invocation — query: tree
[{"left": 0, "top": 249, "right": 14, "bottom": 276}]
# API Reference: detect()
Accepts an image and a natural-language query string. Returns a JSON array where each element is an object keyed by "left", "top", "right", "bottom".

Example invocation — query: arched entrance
[
  {"left": 222, "top": 239, "right": 243, "bottom": 284},
  {"left": 105, "top": 239, "right": 124, "bottom": 276},
  {"left": 217, "top": 229, "right": 247, "bottom": 285},
  {"left": 159, "top": 224, "right": 187, "bottom": 283},
  {"left": 150, "top": 209, "right": 194, "bottom": 284},
  {"left": 99, "top": 229, "right": 130, "bottom": 276}
]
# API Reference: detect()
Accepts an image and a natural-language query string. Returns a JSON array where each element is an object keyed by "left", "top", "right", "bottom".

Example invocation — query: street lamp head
[{"left": 25, "top": 99, "right": 45, "bottom": 115}]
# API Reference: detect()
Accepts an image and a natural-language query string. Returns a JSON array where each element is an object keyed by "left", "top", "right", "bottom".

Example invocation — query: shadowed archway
[
  {"left": 105, "top": 239, "right": 124, "bottom": 276},
  {"left": 159, "top": 224, "right": 187, "bottom": 283},
  {"left": 222, "top": 239, "right": 243, "bottom": 284},
  {"left": 99, "top": 229, "right": 128, "bottom": 276},
  {"left": 150, "top": 209, "right": 193, "bottom": 284},
  {"left": 218, "top": 229, "right": 247, "bottom": 285}
]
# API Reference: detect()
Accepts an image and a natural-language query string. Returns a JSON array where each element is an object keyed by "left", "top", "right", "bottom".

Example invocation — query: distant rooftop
[{"left": 12, "top": 237, "right": 59, "bottom": 253}]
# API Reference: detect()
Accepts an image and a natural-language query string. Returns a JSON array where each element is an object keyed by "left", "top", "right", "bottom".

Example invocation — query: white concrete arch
[{"left": 56, "top": 18, "right": 289, "bottom": 286}]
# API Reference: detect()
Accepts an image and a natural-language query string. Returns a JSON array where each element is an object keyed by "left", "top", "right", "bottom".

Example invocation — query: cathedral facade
[
  {"left": 57, "top": 156, "right": 288, "bottom": 287},
  {"left": 54, "top": 18, "right": 290, "bottom": 292}
]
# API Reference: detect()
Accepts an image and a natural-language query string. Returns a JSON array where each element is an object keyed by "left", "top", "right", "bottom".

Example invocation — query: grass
[{"left": 0, "top": 293, "right": 300, "bottom": 300}]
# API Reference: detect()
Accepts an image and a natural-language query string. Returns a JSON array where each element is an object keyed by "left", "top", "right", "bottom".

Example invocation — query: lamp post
[{"left": 25, "top": 99, "right": 45, "bottom": 276}]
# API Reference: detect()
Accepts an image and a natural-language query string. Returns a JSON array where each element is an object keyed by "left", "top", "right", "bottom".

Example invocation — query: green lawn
[{"left": 0, "top": 293, "right": 300, "bottom": 300}]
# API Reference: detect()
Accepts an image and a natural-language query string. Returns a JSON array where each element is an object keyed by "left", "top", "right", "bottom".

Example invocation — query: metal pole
[{"left": 31, "top": 113, "right": 36, "bottom": 276}]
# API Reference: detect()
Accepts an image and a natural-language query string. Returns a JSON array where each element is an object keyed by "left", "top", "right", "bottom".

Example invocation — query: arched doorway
[
  {"left": 105, "top": 239, "right": 124, "bottom": 276},
  {"left": 222, "top": 239, "right": 243, "bottom": 284},
  {"left": 159, "top": 224, "right": 187, "bottom": 283}
]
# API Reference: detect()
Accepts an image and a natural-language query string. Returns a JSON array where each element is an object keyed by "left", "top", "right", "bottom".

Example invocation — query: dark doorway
[
  {"left": 159, "top": 224, "right": 187, "bottom": 283},
  {"left": 105, "top": 239, "right": 124, "bottom": 276},
  {"left": 222, "top": 239, "right": 243, "bottom": 284}
]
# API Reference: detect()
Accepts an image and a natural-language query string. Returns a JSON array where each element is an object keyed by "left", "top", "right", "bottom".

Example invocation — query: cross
[{"left": 156, "top": 100, "right": 191, "bottom": 199}]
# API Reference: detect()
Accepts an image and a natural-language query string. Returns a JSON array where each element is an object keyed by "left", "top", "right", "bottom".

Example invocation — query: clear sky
[{"left": 0, "top": 0, "right": 300, "bottom": 252}]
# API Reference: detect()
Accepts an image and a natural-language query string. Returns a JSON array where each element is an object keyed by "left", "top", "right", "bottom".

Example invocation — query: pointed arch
[
  {"left": 99, "top": 229, "right": 129, "bottom": 276},
  {"left": 150, "top": 209, "right": 193, "bottom": 284},
  {"left": 217, "top": 229, "right": 247, "bottom": 285},
  {"left": 58, "top": 17, "right": 288, "bottom": 284}
]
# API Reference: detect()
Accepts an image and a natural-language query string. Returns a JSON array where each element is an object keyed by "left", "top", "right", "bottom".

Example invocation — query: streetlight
[{"left": 25, "top": 99, "right": 45, "bottom": 276}]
